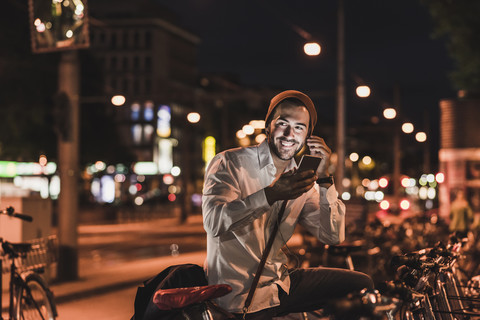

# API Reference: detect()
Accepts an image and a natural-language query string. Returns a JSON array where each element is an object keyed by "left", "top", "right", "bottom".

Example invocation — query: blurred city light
[
  {"left": 255, "top": 133, "right": 267, "bottom": 144},
  {"left": 157, "top": 139, "right": 173, "bottom": 174},
  {"left": 203, "top": 136, "right": 216, "bottom": 164},
  {"left": 111, "top": 95, "right": 126, "bottom": 106},
  {"left": 133, "top": 162, "right": 159, "bottom": 175},
  {"left": 242, "top": 124, "right": 255, "bottom": 135},
  {"left": 378, "top": 177, "right": 388, "bottom": 188},
  {"left": 134, "top": 197, "right": 144, "bottom": 205},
  {"left": 100, "top": 175, "right": 115, "bottom": 203},
  {"left": 380, "top": 200, "right": 390, "bottom": 210},
  {"left": 401, "top": 177, "right": 411, "bottom": 188},
  {"left": 187, "top": 112, "right": 201, "bottom": 123},
  {"left": 402, "top": 122, "right": 414, "bottom": 134},
  {"left": 362, "top": 178, "right": 370, "bottom": 188},
  {"left": 163, "top": 174, "right": 174, "bottom": 185},
  {"left": 236, "top": 130, "right": 247, "bottom": 139},
  {"left": 157, "top": 105, "right": 171, "bottom": 137},
  {"left": 249, "top": 120, "right": 265, "bottom": 129},
  {"left": 375, "top": 191, "right": 384, "bottom": 201},
  {"left": 383, "top": 108, "right": 397, "bottom": 119},
  {"left": 304, "top": 42, "right": 321, "bottom": 56},
  {"left": 415, "top": 132, "right": 427, "bottom": 142},
  {"left": 171, "top": 166, "right": 181, "bottom": 177},
  {"left": 427, "top": 187, "right": 436, "bottom": 199},
  {"left": 95, "top": 161, "right": 106, "bottom": 171},
  {"left": 349, "top": 152, "right": 359, "bottom": 162},
  {"left": 341, "top": 192, "right": 351, "bottom": 200},
  {"left": 435, "top": 172, "right": 445, "bottom": 183},
  {"left": 400, "top": 199, "right": 410, "bottom": 210},
  {"left": 362, "top": 156, "right": 372, "bottom": 165},
  {"left": 356, "top": 85, "right": 371, "bottom": 98},
  {"left": 49, "top": 175, "right": 60, "bottom": 200}
]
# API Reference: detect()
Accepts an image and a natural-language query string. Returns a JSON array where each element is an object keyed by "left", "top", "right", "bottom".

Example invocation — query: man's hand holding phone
[{"left": 306, "top": 136, "right": 331, "bottom": 177}]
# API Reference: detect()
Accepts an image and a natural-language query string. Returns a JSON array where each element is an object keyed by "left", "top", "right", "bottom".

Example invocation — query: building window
[
  {"left": 132, "top": 124, "right": 142, "bottom": 145},
  {"left": 145, "top": 31, "right": 152, "bottom": 49},
  {"left": 99, "top": 32, "right": 106, "bottom": 45},
  {"left": 145, "top": 56, "right": 152, "bottom": 71},
  {"left": 123, "top": 31, "right": 129, "bottom": 48},
  {"left": 144, "top": 101, "right": 154, "bottom": 121},
  {"left": 134, "top": 31, "right": 140, "bottom": 48},
  {"left": 144, "top": 124, "right": 154, "bottom": 142},
  {"left": 145, "top": 78, "right": 151, "bottom": 95},
  {"left": 131, "top": 103, "right": 141, "bottom": 121},
  {"left": 133, "top": 79, "right": 140, "bottom": 95},
  {"left": 133, "top": 56, "right": 140, "bottom": 70},
  {"left": 110, "top": 56, "right": 117, "bottom": 70},
  {"left": 110, "top": 78, "right": 117, "bottom": 91},
  {"left": 123, "top": 78, "right": 129, "bottom": 93},
  {"left": 122, "top": 57, "right": 129, "bottom": 70},
  {"left": 110, "top": 32, "right": 117, "bottom": 49}
]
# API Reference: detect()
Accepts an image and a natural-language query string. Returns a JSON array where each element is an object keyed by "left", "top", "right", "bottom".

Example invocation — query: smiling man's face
[{"left": 266, "top": 101, "right": 310, "bottom": 161}]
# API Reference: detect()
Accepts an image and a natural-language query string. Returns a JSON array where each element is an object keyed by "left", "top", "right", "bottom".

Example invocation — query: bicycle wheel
[{"left": 15, "top": 273, "right": 56, "bottom": 320}]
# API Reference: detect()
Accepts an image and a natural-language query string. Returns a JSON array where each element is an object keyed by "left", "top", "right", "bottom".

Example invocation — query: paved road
[
  {"left": 77, "top": 215, "right": 207, "bottom": 272},
  {"left": 47, "top": 215, "right": 207, "bottom": 319},
  {"left": 56, "top": 285, "right": 137, "bottom": 320}
]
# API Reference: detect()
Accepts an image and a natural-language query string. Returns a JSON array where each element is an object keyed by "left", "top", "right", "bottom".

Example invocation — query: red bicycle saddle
[{"left": 153, "top": 284, "right": 232, "bottom": 310}]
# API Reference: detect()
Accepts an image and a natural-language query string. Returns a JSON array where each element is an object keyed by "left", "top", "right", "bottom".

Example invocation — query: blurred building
[
  {"left": 88, "top": 0, "right": 200, "bottom": 162},
  {"left": 78, "top": 0, "right": 269, "bottom": 215},
  {"left": 439, "top": 98, "right": 480, "bottom": 219}
]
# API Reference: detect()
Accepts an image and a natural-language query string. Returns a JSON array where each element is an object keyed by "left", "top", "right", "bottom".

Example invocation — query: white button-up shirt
[{"left": 202, "top": 140, "right": 346, "bottom": 314}]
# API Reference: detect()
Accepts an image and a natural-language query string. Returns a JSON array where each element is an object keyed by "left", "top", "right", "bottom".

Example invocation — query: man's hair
[
  {"left": 265, "top": 98, "right": 306, "bottom": 130},
  {"left": 264, "top": 90, "right": 317, "bottom": 136}
]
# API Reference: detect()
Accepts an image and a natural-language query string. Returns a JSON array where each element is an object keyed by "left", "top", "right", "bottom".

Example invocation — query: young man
[{"left": 202, "top": 90, "right": 373, "bottom": 319}]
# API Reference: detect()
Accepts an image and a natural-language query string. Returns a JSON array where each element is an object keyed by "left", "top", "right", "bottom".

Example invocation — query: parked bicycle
[
  {"left": 0, "top": 206, "right": 57, "bottom": 320},
  {"left": 382, "top": 236, "right": 480, "bottom": 320}
]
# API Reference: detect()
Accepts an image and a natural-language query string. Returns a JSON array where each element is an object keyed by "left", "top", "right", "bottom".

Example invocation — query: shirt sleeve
[
  {"left": 202, "top": 153, "right": 271, "bottom": 237},
  {"left": 298, "top": 184, "right": 346, "bottom": 245}
]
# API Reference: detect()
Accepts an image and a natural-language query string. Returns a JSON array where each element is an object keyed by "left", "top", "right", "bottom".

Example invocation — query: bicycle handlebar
[{"left": 1, "top": 206, "right": 33, "bottom": 222}]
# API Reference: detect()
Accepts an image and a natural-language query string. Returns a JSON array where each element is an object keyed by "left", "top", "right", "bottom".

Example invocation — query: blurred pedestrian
[
  {"left": 449, "top": 189, "right": 474, "bottom": 238},
  {"left": 202, "top": 90, "right": 373, "bottom": 319}
]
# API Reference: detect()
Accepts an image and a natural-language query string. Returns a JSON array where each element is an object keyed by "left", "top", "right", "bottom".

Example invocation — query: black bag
[{"left": 131, "top": 264, "right": 235, "bottom": 320}]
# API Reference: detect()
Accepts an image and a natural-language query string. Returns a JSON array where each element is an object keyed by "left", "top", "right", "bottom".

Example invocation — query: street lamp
[
  {"left": 304, "top": 42, "right": 321, "bottom": 56},
  {"left": 111, "top": 95, "right": 126, "bottom": 106},
  {"left": 356, "top": 85, "right": 371, "bottom": 98},
  {"left": 402, "top": 122, "right": 414, "bottom": 134}
]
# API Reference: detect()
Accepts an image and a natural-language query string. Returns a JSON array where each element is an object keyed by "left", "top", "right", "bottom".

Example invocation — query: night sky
[{"left": 153, "top": 0, "right": 457, "bottom": 163}]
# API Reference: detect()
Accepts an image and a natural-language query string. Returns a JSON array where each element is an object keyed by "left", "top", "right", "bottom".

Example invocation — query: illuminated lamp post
[{"left": 302, "top": 0, "right": 346, "bottom": 194}]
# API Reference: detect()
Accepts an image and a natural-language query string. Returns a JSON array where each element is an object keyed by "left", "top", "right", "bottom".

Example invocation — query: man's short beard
[{"left": 268, "top": 136, "right": 304, "bottom": 160}]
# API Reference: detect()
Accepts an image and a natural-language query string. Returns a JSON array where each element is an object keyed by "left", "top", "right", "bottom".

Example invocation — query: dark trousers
[{"left": 234, "top": 267, "right": 374, "bottom": 320}]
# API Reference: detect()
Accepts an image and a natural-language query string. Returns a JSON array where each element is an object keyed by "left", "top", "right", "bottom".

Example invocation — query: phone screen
[{"left": 297, "top": 155, "right": 322, "bottom": 173}]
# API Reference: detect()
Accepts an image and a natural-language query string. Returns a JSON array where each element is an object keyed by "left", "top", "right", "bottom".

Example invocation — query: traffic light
[{"left": 28, "top": 0, "right": 90, "bottom": 53}]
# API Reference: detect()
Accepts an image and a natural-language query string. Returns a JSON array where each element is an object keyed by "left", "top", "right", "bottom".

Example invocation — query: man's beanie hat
[{"left": 264, "top": 90, "right": 317, "bottom": 136}]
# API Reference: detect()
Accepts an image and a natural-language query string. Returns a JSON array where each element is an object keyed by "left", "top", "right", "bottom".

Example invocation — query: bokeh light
[
  {"left": 356, "top": 86, "right": 371, "bottom": 98},
  {"left": 304, "top": 42, "right": 321, "bottom": 56}
]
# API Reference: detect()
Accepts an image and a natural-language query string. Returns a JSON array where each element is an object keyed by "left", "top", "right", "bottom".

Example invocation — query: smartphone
[{"left": 297, "top": 154, "right": 322, "bottom": 173}]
